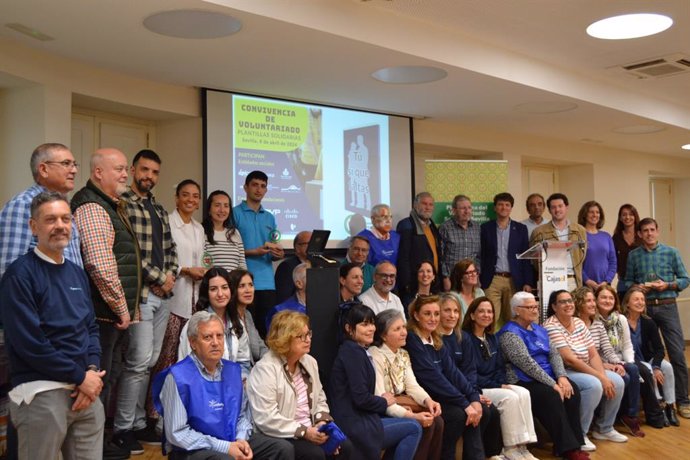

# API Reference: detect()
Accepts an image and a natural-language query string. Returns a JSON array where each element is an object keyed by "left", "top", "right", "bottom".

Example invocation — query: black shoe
[
  {"left": 112, "top": 430, "right": 144, "bottom": 455},
  {"left": 133, "top": 425, "right": 161, "bottom": 445},
  {"left": 666, "top": 405, "right": 680, "bottom": 426},
  {"left": 103, "top": 439, "right": 130, "bottom": 460}
]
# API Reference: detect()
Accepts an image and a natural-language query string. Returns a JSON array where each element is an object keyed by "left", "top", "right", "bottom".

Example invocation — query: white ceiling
[{"left": 1, "top": 0, "right": 689, "bottom": 156}]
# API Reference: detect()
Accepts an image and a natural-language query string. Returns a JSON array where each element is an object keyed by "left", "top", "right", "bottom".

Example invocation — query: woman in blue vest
[
  {"left": 498, "top": 292, "right": 588, "bottom": 460},
  {"left": 329, "top": 303, "right": 422, "bottom": 460}
]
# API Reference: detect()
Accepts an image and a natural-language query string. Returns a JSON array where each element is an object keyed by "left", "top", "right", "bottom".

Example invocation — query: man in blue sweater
[{"left": 0, "top": 191, "right": 104, "bottom": 459}]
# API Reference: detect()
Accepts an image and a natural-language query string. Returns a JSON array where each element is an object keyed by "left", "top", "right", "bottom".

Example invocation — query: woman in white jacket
[{"left": 247, "top": 311, "right": 352, "bottom": 459}]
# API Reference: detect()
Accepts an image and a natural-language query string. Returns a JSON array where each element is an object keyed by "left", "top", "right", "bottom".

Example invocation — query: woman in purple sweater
[{"left": 578, "top": 201, "right": 616, "bottom": 289}]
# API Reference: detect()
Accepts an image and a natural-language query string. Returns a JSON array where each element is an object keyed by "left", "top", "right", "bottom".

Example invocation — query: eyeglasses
[
  {"left": 518, "top": 304, "right": 539, "bottom": 311},
  {"left": 295, "top": 330, "right": 313, "bottom": 342},
  {"left": 375, "top": 215, "right": 393, "bottom": 222},
  {"left": 464, "top": 270, "right": 478, "bottom": 276},
  {"left": 45, "top": 160, "right": 79, "bottom": 169},
  {"left": 557, "top": 299, "right": 575, "bottom": 306},
  {"left": 376, "top": 273, "right": 396, "bottom": 279}
]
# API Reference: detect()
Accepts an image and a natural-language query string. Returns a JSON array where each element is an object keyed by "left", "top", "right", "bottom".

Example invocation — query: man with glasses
[
  {"left": 357, "top": 204, "right": 400, "bottom": 267},
  {"left": 274, "top": 231, "right": 311, "bottom": 303},
  {"left": 266, "top": 263, "right": 309, "bottom": 332},
  {"left": 359, "top": 261, "right": 405, "bottom": 316},
  {"left": 0, "top": 143, "right": 83, "bottom": 277},
  {"left": 341, "top": 235, "right": 375, "bottom": 292},
  {"left": 439, "top": 194, "right": 481, "bottom": 292}
]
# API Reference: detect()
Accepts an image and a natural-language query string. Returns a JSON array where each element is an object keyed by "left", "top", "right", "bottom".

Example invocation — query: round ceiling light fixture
[
  {"left": 586, "top": 13, "right": 672, "bottom": 40},
  {"left": 143, "top": 10, "right": 242, "bottom": 39},
  {"left": 681, "top": 144, "right": 690, "bottom": 150},
  {"left": 371, "top": 66, "right": 447, "bottom": 84}
]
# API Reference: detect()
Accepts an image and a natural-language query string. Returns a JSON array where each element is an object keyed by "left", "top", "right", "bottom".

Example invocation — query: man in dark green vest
[{"left": 72, "top": 148, "right": 142, "bottom": 459}]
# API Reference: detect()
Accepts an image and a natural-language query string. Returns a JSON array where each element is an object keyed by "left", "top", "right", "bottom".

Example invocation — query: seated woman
[
  {"left": 404, "top": 295, "right": 487, "bottom": 460},
  {"left": 329, "top": 304, "right": 422, "bottom": 460},
  {"left": 593, "top": 285, "right": 644, "bottom": 436},
  {"left": 624, "top": 286, "right": 678, "bottom": 427},
  {"left": 370, "top": 309, "right": 444, "bottom": 460},
  {"left": 247, "top": 310, "right": 353, "bottom": 459},
  {"left": 436, "top": 293, "right": 510, "bottom": 460},
  {"left": 498, "top": 292, "right": 588, "bottom": 460},
  {"left": 460, "top": 297, "right": 539, "bottom": 460},
  {"left": 449, "top": 259, "right": 484, "bottom": 318},
  {"left": 543, "top": 290, "right": 627, "bottom": 449},
  {"left": 179, "top": 268, "right": 266, "bottom": 375}
]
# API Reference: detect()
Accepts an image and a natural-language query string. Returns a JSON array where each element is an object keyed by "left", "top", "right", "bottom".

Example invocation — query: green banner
[
  {"left": 234, "top": 97, "right": 309, "bottom": 152},
  {"left": 425, "top": 160, "right": 508, "bottom": 225}
]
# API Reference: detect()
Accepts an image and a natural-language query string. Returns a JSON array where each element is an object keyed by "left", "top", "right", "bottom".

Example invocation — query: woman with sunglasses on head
[
  {"left": 404, "top": 295, "right": 488, "bottom": 460},
  {"left": 498, "top": 292, "right": 588, "bottom": 460},
  {"left": 329, "top": 304, "right": 422, "bottom": 460},
  {"left": 544, "top": 290, "right": 627, "bottom": 450},
  {"left": 449, "top": 259, "right": 484, "bottom": 318},
  {"left": 247, "top": 310, "right": 353, "bottom": 459},
  {"left": 461, "top": 297, "right": 539, "bottom": 460}
]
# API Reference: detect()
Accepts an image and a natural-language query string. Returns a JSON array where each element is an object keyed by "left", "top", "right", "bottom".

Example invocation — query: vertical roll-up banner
[{"left": 424, "top": 160, "right": 508, "bottom": 226}]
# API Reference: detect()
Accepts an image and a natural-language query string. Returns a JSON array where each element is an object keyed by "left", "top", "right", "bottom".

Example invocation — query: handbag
[{"left": 394, "top": 393, "right": 426, "bottom": 413}]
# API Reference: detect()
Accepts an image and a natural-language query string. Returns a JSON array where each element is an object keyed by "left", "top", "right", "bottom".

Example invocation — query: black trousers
[
  {"left": 440, "top": 403, "right": 484, "bottom": 460},
  {"left": 636, "top": 360, "right": 665, "bottom": 426},
  {"left": 251, "top": 289, "right": 277, "bottom": 338},
  {"left": 517, "top": 379, "right": 583, "bottom": 456}
]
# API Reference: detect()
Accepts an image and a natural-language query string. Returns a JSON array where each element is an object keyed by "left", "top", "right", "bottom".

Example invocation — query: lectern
[{"left": 518, "top": 241, "right": 574, "bottom": 323}]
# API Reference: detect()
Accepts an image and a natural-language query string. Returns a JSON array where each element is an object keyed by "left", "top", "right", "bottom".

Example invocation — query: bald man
[
  {"left": 71, "top": 148, "right": 142, "bottom": 458},
  {"left": 274, "top": 230, "right": 312, "bottom": 303}
]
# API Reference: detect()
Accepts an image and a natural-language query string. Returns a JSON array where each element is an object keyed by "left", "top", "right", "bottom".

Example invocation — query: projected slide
[{"left": 232, "top": 95, "right": 390, "bottom": 242}]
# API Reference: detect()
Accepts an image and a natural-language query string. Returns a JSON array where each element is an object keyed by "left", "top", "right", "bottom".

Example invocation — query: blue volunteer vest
[
  {"left": 498, "top": 321, "right": 555, "bottom": 383},
  {"left": 153, "top": 356, "right": 243, "bottom": 447}
]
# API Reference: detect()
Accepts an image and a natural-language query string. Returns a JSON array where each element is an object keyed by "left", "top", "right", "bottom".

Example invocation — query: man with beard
[
  {"left": 71, "top": 149, "right": 142, "bottom": 459},
  {"left": 0, "top": 192, "right": 104, "bottom": 459},
  {"left": 396, "top": 192, "right": 441, "bottom": 306},
  {"left": 113, "top": 149, "right": 178, "bottom": 454}
]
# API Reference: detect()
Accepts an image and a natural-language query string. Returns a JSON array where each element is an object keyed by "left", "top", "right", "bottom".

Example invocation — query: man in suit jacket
[{"left": 480, "top": 193, "right": 534, "bottom": 327}]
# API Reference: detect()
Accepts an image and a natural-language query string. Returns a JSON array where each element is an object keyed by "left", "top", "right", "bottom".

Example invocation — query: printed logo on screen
[
  {"left": 281, "top": 185, "right": 301, "bottom": 193},
  {"left": 280, "top": 168, "right": 292, "bottom": 180},
  {"left": 284, "top": 208, "right": 299, "bottom": 220}
]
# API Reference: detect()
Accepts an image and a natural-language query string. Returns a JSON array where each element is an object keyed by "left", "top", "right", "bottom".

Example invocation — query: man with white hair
[
  {"left": 265, "top": 263, "right": 309, "bottom": 332},
  {"left": 154, "top": 310, "right": 287, "bottom": 459},
  {"left": 357, "top": 203, "right": 400, "bottom": 267}
]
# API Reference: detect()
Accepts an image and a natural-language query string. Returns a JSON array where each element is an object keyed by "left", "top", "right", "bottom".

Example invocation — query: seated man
[
  {"left": 154, "top": 311, "right": 287, "bottom": 460},
  {"left": 359, "top": 261, "right": 405, "bottom": 317},
  {"left": 340, "top": 235, "right": 375, "bottom": 292},
  {"left": 265, "top": 262, "right": 308, "bottom": 332}
]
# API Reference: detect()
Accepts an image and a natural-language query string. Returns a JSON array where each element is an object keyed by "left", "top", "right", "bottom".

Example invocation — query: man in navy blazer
[{"left": 480, "top": 193, "right": 534, "bottom": 327}]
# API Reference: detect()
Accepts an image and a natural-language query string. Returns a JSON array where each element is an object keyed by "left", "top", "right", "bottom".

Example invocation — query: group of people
[{"left": 1, "top": 142, "right": 689, "bottom": 460}]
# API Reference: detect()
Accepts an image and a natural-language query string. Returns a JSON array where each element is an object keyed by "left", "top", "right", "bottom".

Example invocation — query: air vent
[{"left": 620, "top": 53, "right": 690, "bottom": 79}]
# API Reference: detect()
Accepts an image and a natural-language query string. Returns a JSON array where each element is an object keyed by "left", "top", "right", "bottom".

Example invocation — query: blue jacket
[
  {"left": 480, "top": 219, "right": 534, "bottom": 290},
  {"left": 404, "top": 331, "right": 480, "bottom": 409},
  {"left": 329, "top": 340, "right": 387, "bottom": 460}
]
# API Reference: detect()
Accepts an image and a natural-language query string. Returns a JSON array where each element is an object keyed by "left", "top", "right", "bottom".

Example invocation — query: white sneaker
[
  {"left": 581, "top": 435, "right": 597, "bottom": 451},
  {"left": 519, "top": 446, "right": 539, "bottom": 460},
  {"left": 592, "top": 429, "right": 628, "bottom": 443},
  {"left": 502, "top": 447, "right": 523, "bottom": 460}
]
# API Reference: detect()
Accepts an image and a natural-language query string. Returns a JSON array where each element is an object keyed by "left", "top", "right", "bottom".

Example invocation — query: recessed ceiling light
[
  {"left": 586, "top": 13, "right": 672, "bottom": 40},
  {"left": 513, "top": 101, "right": 578, "bottom": 114},
  {"left": 143, "top": 10, "right": 242, "bottom": 39},
  {"left": 612, "top": 124, "right": 666, "bottom": 134},
  {"left": 682, "top": 144, "right": 690, "bottom": 150},
  {"left": 371, "top": 66, "right": 447, "bottom": 84}
]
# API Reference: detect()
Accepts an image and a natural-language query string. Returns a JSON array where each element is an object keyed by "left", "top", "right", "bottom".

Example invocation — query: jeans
[
  {"left": 647, "top": 302, "right": 689, "bottom": 404},
  {"left": 114, "top": 292, "right": 169, "bottom": 432},
  {"left": 640, "top": 359, "right": 676, "bottom": 404},
  {"left": 380, "top": 417, "right": 422, "bottom": 460},
  {"left": 566, "top": 369, "right": 624, "bottom": 434},
  {"left": 620, "top": 362, "right": 641, "bottom": 417}
]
